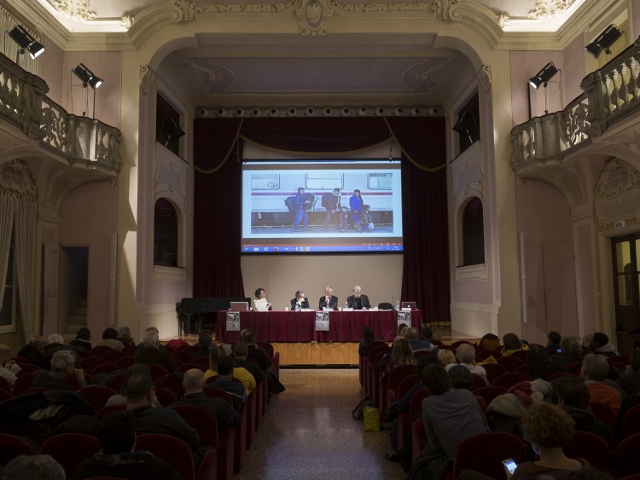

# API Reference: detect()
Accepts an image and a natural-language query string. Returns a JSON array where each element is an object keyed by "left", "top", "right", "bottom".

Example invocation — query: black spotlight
[
  {"left": 160, "top": 117, "right": 185, "bottom": 147},
  {"left": 72, "top": 63, "right": 103, "bottom": 89},
  {"left": 586, "top": 25, "right": 623, "bottom": 59},
  {"left": 528, "top": 62, "right": 559, "bottom": 89},
  {"left": 452, "top": 110, "right": 479, "bottom": 144},
  {"left": 7, "top": 25, "right": 45, "bottom": 60}
]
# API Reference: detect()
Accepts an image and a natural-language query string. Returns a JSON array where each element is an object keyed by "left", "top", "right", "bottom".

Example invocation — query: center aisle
[{"left": 234, "top": 368, "right": 407, "bottom": 480}]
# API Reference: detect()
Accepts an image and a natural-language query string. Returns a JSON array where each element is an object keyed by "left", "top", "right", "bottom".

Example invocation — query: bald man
[{"left": 170, "top": 368, "right": 241, "bottom": 437}]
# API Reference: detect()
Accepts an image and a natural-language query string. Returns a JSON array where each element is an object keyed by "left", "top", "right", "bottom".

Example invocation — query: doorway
[
  {"left": 612, "top": 234, "right": 640, "bottom": 355},
  {"left": 59, "top": 246, "right": 89, "bottom": 334}
]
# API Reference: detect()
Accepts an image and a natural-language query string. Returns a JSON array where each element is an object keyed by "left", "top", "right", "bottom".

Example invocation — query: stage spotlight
[
  {"left": 72, "top": 63, "right": 103, "bottom": 89},
  {"left": 160, "top": 117, "right": 185, "bottom": 147},
  {"left": 452, "top": 110, "right": 479, "bottom": 144},
  {"left": 586, "top": 25, "right": 623, "bottom": 59},
  {"left": 528, "top": 62, "right": 558, "bottom": 89},
  {"left": 7, "top": 25, "right": 45, "bottom": 59}
]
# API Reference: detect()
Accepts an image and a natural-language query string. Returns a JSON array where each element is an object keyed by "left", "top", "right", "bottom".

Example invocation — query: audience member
[
  {"left": 589, "top": 332, "right": 618, "bottom": 358},
  {"left": 358, "top": 326, "right": 380, "bottom": 356},
  {"left": 437, "top": 349, "right": 456, "bottom": 367},
  {"left": 117, "top": 326, "right": 135, "bottom": 346},
  {"left": 526, "top": 346, "right": 567, "bottom": 380},
  {"left": 422, "top": 326, "right": 437, "bottom": 344},
  {"left": 233, "top": 341, "right": 264, "bottom": 383},
  {"left": 189, "top": 331, "right": 213, "bottom": 361},
  {"left": 105, "top": 364, "right": 161, "bottom": 407},
  {"left": 31, "top": 350, "right": 87, "bottom": 390},
  {"left": 555, "top": 376, "right": 611, "bottom": 445},
  {"left": 552, "top": 338, "right": 584, "bottom": 365},
  {"left": 445, "top": 343, "right": 488, "bottom": 385},
  {"left": 2, "top": 454, "right": 65, "bottom": 480},
  {"left": 459, "top": 403, "right": 587, "bottom": 480},
  {"left": 207, "top": 355, "right": 247, "bottom": 410},
  {"left": 405, "top": 327, "right": 433, "bottom": 351},
  {"left": 381, "top": 338, "right": 416, "bottom": 381},
  {"left": 447, "top": 365, "right": 474, "bottom": 390},
  {"left": 485, "top": 379, "right": 552, "bottom": 435},
  {"left": 171, "top": 368, "right": 242, "bottom": 437},
  {"left": 204, "top": 345, "right": 225, "bottom": 379},
  {"left": 71, "top": 410, "right": 182, "bottom": 480},
  {"left": 241, "top": 329, "right": 269, "bottom": 371},
  {"left": 125, "top": 373, "right": 200, "bottom": 450},
  {"left": 397, "top": 323, "right": 409, "bottom": 337},
  {"left": 616, "top": 347, "right": 640, "bottom": 394},
  {"left": 96, "top": 328, "right": 125, "bottom": 351},
  {"left": 134, "top": 330, "right": 176, "bottom": 372},
  {"left": 69, "top": 327, "right": 92, "bottom": 351},
  {"left": 580, "top": 354, "right": 622, "bottom": 410},
  {"left": 17, "top": 335, "right": 47, "bottom": 366},
  {"left": 502, "top": 333, "right": 528, "bottom": 357},
  {"left": 41, "top": 333, "right": 80, "bottom": 363},
  {"left": 478, "top": 333, "right": 501, "bottom": 351},
  {"left": 407, "top": 364, "right": 489, "bottom": 480},
  {"left": 135, "top": 327, "right": 169, "bottom": 353},
  {"left": 544, "top": 331, "right": 562, "bottom": 353},
  {"left": 0, "top": 344, "right": 21, "bottom": 385}
]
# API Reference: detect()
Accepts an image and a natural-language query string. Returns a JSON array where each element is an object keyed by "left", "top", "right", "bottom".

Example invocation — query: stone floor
[{"left": 233, "top": 368, "right": 406, "bottom": 480}]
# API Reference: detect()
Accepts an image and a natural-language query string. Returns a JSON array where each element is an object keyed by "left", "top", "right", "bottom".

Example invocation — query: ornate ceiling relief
[
  {"left": 0, "top": 160, "right": 37, "bottom": 197},
  {"left": 528, "top": 0, "right": 575, "bottom": 19},
  {"left": 295, "top": 0, "right": 333, "bottom": 36},
  {"left": 169, "top": 0, "right": 293, "bottom": 23},
  {"left": 51, "top": 0, "right": 96, "bottom": 21},
  {"left": 594, "top": 157, "right": 640, "bottom": 225}
]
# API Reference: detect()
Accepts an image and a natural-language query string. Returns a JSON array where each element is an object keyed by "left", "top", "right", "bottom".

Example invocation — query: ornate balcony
[
  {"left": 0, "top": 52, "right": 121, "bottom": 175},
  {"left": 511, "top": 37, "right": 640, "bottom": 173}
]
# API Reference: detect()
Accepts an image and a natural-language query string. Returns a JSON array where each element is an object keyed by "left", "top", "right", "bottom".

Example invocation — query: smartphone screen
[{"left": 503, "top": 458, "right": 517, "bottom": 474}]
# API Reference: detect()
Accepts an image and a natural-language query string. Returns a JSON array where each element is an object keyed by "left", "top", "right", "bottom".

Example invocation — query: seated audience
[
  {"left": 69, "top": 327, "right": 92, "bottom": 351},
  {"left": 3, "top": 454, "right": 65, "bottom": 480},
  {"left": 485, "top": 379, "right": 551, "bottom": 435},
  {"left": 553, "top": 338, "right": 585, "bottom": 365},
  {"left": 616, "top": 347, "right": 640, "bottom": 394},
  {"left": 204, "top": 345, "right": 225, "bottom": 379},
  {"left": 106, "top": 364, "right": 161, "bottom": 407},
  {"left": 381, "top": 338, "right": 416, "bottom": 381},
  {"left": 117, "top": 326, "right": 135, "bottom": 346},
  {"left": 502, "top": 333, "right": 529, "bottom": 357},
  {"left": 125, "top": 373, "right": 200, "bottom": 450},
  {"left": 526, "top": 345, "right": 568, "bottom": 380},
  {"left": 41, "top": 333, "right": 80, "bottom": 363},
  {"left": 478, "top": 333, "right": 501, "bottom": 351},
  {"left": 205, "top": 346, "right": 255, "bottom": 393},
  {"left": 358, "top": 326, "right": 379, "bottom": 356},
  {"left": 241, "top": 328, "right": 269, "bottom": 371},
  {"left": 31, "top": 350, "right": 87, "bottom": 390},
  {"left": 445, "top": 343, "right": 488, "bottom": 385},
  {"left": 17, "top": 335, "right": 47, "bottom": 366},
  {"left": 544, "top": 331, "right": 562, "bottom": 353},
  {"left": 135, "top": 327, "right": 169, "bottom": 353},
  {"left": 580, "top": 353, "right": 622, "bottom": 410},
  {"left": 171, "top": 368, "right": 242, "bottom": 437},
  {"left": 589, "top": 332, "right": 618, "bottom": 358},
  {"left": 189, "top": 331, "right": 213, "bottom": 361},
  {"left": 406, "top": 327, "right": 434, "bottom": 351},
  {"left": 134, "top": 330, "right": 176, "bottom": 373},
  {"left": 422, "top": 326, "right": 438, "bottom": 344},
  {"left": 555, "top": 376, "right": 611, "bottom": 445},
  {"left": 207, "top": 355, "right": 247, "bottom": 411},
  {"left": 96, "top": 327, "right": 125, "bottom": 351},
  {"left": 459, "top": 403, "right": 588, "bottom": 480},
  {"left": 407, "top": 364, "right": 489, "bottom": 480},
  {"left": 0, "top": 344, "right": 21, "bottom": 385},
  {"left": 437, "top": 349, "right": 456, "bottom": 367},
  {"left": 71, "top": 410, "right": 182, "bottom": 480},
  {"left": 233, "top": 341, "right": 264, "bottom": 383}
]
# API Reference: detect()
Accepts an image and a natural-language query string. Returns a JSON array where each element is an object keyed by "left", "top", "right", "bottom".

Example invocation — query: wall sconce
[
  {"left": 452, "top": 110, "right": 479, "bottom": 144},
  {"left": 6, "top": 25, "right": 45, "bottom": 63},
  {"left": 72, "top": 63, "right": 103, "bottom": 117},
  {"left": 586, "top": 25, "right": 623, "bottom": 60}
]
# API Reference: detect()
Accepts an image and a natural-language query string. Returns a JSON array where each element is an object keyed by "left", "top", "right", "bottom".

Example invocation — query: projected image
[{"left": 241, "top": 161, "right": 403, "bottom": 254}]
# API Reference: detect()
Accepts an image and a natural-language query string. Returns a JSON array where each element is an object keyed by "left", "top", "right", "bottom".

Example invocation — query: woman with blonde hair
[
  {"left": 382, "top": 338, "right": 416, "bottom": 381},
  {"left": 437, "top": 349, "right": 456, "bottom": 367}
]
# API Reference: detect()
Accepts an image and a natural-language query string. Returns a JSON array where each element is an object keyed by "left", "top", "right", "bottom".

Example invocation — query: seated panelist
[
  {"left": 346, "top": 285, "right": 371, "bottom": 310},
  {"left": 290, "top": 291, "right": 310, "bottom": 310},
  {"left": 319, "top": 287, "right": 339, "bottom": 310}
]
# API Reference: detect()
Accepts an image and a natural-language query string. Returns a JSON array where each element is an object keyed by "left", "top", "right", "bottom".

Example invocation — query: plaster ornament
[
  {"left": 169, "top": 0, "right": 197, "bottom": 22},
  {"left": 51, "top": 0, "right": 96, "bottom": 21},
  {"left": 528, "top": 0, "right": 574, "bottom": 20},
  {"left": 296, "top": 0, "right": 333, "bottom": 36},
  {"left": 477, "top": 64, "right": 491, "bottom": 95},
  {"left": 497, "top": 13, "right": 511, "bottom": 28},
  {"left": 0, "top": 160, "right": 37, "bottom": 197},
  {"left": 140, "top": 65, "right": 157, "bottom": 97},
  {"left": 121, "top": 14, "right": 134, "bottom": 30},
  {"left": 433, "top": 0, "right": 460, "bottom": 21}
]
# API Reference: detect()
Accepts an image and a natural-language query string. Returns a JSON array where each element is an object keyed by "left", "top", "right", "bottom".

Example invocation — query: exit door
[{"left": 612, "top": 234, "right": 640, "bottom": 355}]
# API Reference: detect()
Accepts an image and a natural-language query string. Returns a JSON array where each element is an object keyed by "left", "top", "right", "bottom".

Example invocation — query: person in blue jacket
[
  {"left": 349, "top": 189, "right": 363, "bottom": 228},
  {"left": 293, "top": 187, "right": 311, "bottom": 231}
]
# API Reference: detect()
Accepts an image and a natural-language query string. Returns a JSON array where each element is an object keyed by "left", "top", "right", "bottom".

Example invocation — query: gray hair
[
  {"left": 183, "top": 368, "right": 205, "bottom": 392},
  {"left": 0, "top": 344, "right": 10, "bottom": 360},
  {"left": 353, "top": 285, "right": 362, "bottom": 293},
  {"left": 582, "top": 353, "right": 609, "bottom": 381},
  {"left": 50, "top": 350, "right": 75, "bottom": 372},
  {"left": 405, "top": 328, "right": 419, "bottom": 340},
  {"left": 125, "top": 374, "right": 154, "bottom": 402},
  {"left": 143, "top": 330, "right": 159, "bottom": 347},
  {"left": 118, "top": 326, "right": 131, "bottom": 336},
  {"left": 456, "top": 344, "right": 476, "bottom": 364},
  {"left": 47, "top": 334, "right": 64, "bottom": 345},
  {"left": 2, "top": 454, "right": 65, "bottom": 480}
]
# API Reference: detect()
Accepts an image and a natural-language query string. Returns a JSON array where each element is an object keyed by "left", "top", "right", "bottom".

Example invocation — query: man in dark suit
[
  {"left": 134, "top": 330, "right": 176, "bottom": 372},
  {"left": 346, "top": 285, "right": 371, "bottom": 310},
  {"left": 290, "top": 291, "right": 310, "bottom": 310},
  {"left": 318, "top": 287, "right": 339, "bottom": 310}
]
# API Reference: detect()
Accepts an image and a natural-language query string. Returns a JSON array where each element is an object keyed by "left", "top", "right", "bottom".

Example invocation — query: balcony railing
[
  {"left": 0, "top": 53, "right": 121, "bottom": 174},
  {"left": 511, "top": 37, "right": 640, "bottom": 172}
]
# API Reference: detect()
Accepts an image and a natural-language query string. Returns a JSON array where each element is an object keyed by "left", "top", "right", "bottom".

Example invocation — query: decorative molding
[
  {"left": 295, "top": 0, "right": 333, "bottom": 36},
  {"left": 434, "top": 0, "right": 460, "bottom": 21},
  {"left": 497, "top": 13, "right": 510, "bottom": 27},
  {"left": 595, "top": 158, "right": 640, "bottom": 200},
  {"left": 331, "top": 1, "right": 434, "bottom": 14},
  {"left": 140, "top": 65, "right": 157, "bottom": 97},
  {"left": 528, "top": 0, "right": 575, "bottom": 20},
  {"left": 51, "top": 0, "right": 96, "bottom": 22},
  {"left": 152, "top": 265, "right": 186, "bottom": 283},
  {"left": 169, "top": 0, "right": 197, "bottom": 22},
  {"left": 476, "top": 64, "right": 491, "bottom": 95},
  {"left": 455, "top": 263, "right": 487, "bottom": 282},
  {"left": 121, "top": 14, "right": 134, "bottom": 30},
  {"left": 168, "top": 0, "right": 294, "bottom": 23},
  {"left": 0, "top": 159, "right": 37, "bottom": 197}
]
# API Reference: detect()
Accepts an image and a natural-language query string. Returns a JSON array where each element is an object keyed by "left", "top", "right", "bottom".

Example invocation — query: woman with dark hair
[
  {"left": 349, "top": 189, "right": 363, "bottom": 228},
  {"left": 407, "top": 364, "right": 489, "bottom": 480},
  {"left": 526, "top": 346, "right": 567, "bottom": 380},
  {"left": 358, "top": 326, "right": 379, "bottom": 356},
  {"left": 69, "top": 327, "right": 92, "bottom": 351},
  {"left": 105, "top": 364, "right": 161, "bottom": 407},
  {"left": 252, "top": 287, "right": 271, "bottom": 311},
  {"left": 502, "top": 333, "right": 528, "bottom": 357},
  {"left": 96, "top": 328, "right": 125, "bottom": 351}
]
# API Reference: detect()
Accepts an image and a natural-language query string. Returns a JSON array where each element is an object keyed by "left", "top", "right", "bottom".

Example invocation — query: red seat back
[
  {"left": 40, "top": 433, "right": 101, "bottom": 478},
  {"left": 170, "top": 404, "right": 219, "bottom": 448},
  {"left": 13, "top": 373, "right": 38, "bottom": 395},
  {"left": 102, "top": 349, "right": 129, "bottom": 364},
  {"left": 473, "top": 386, "right": 507, "bottom": 406},
  {"left": 610, "top": 433, "right": 640, "bottom": 477},
  {"left": 91, "top": 345, "right": 115, "bottom": 357},
  {"left": 481, "top": 363, "right": 508, "bottom": 384},
  {"left": 79, "top": 356, "right": 109, "bottom": 373},
  {"left": 491, "top": 372, "right": 532, "bottom": 389},
  {"left": 563, "top": 430, "right": 609, "bottom": 470},
  {"left": 91, "top": 364, "right": 124, "bottom": 375},
  {"left": 154, "top": 386, "right": 178, "bottom": 406},
  {"left": 115, "top": 356, "right": 135, "bottom": 370},
  {"left": 136, "top": 433, "right": 196, "bottom": 480},
  {"left": 94, "top": 404, "right": 126, "bottom": 420},
  {"left": 0, "top": 432, "right": 33, "bottom": 465},
  {"left": 453, "top": 431, "right": 528, "bottom": 480},
  {"left": 78, "top": 385, "right": 119, "bottom": 411},
  {"left": 621, "top": 403, "right": 640, "bottom": 439},
  {"left": 177, "top": 363, "right": 207, "bottom": 373},
  {"left": 496, "top": 356, "right": 525, "bottom": 372}
]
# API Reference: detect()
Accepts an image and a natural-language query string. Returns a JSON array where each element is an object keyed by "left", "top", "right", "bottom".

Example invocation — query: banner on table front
[
  {"left": 226, "top": 311, "right": 240, "bottom": 331},
  {"left": 315, "top": 311, "right": 330, "bottom": 331}
]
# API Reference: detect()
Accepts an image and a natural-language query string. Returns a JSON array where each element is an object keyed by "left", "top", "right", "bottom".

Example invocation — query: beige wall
[{"left": 40, "top": 35, "right": 64, "bottom": 104}]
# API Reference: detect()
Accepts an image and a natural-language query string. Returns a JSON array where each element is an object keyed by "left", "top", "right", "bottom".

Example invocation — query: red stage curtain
[{"left": 193, "top": 117, "right": 451, "bottom": 327}]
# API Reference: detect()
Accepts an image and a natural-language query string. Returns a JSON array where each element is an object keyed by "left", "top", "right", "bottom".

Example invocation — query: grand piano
[{"left": 176, "top": 297, "right": 251, "bottom": 335}]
